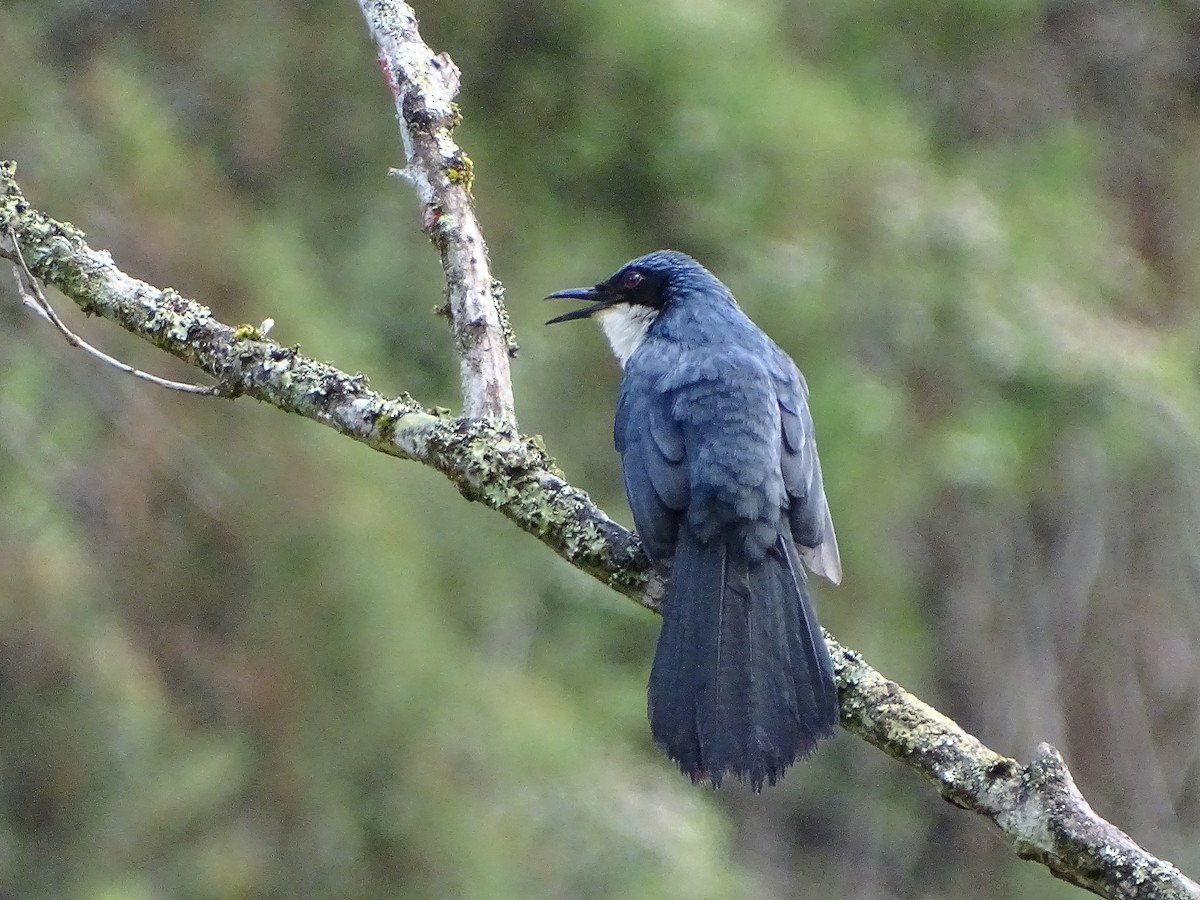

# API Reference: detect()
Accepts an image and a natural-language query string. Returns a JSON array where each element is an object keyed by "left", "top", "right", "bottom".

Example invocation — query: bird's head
[
  {"left": 544, "top": 250, "right": 699, "bottom": 324},
  {"left": 545, "top": 250, "right": 713, "bottom": 365}
]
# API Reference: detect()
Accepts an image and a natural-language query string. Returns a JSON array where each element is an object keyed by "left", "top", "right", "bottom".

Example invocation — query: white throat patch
[{"left": 595, "top": 304, "right": 658, "bottom": 368}]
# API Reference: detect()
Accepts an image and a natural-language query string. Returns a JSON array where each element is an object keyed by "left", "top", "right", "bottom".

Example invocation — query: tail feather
[{"left": 647, "top": 523, "right": 837, "bottom": 790}]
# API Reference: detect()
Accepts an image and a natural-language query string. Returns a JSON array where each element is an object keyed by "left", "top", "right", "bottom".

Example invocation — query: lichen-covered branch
[
  {"left": 835, "top": 644, "right": 1199, "bottom": 899},
  {"left": 358, "top": 0, "right": 516, "bottom": 420},
  {"left": 3, "top": 160, "right": 1195, "bottom": 900},
  {"left": 0, "top": 160, "right": 642, "bottom": 598}
]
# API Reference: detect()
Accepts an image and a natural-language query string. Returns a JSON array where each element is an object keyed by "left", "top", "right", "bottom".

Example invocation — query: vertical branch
[{"left": 358, "top": 0, "right": 516, "bottom": 420}]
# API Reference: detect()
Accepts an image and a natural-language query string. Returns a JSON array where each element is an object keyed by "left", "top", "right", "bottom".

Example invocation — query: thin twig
[{"left": 2, "top": 225, "right": 218, "bottom": 395}]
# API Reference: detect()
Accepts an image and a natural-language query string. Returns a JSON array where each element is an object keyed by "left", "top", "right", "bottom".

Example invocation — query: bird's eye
[{"left": 622, "top": 270, "right": 643, "bottom": 289}]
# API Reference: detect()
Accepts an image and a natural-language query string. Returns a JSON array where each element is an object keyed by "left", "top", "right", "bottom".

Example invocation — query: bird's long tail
[{"left": 647, "top": 523, "right": 837, "bottom": 790}]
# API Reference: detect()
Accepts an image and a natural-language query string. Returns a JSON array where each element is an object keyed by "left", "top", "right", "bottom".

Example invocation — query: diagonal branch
[
  {"left": 0, "top": 159, "right": 642, "bottom": 598},
  {"left": 2, "top": 160, "right": 1196, "bottom": 900},
  {"left": 836, "top": 647, "right": 1199, "bottom": 899}
]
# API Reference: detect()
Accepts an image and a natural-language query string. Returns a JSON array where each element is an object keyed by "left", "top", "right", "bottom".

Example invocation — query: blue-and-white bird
[{"left": 547, "top": 250, "right": 840, "bottom": 790}]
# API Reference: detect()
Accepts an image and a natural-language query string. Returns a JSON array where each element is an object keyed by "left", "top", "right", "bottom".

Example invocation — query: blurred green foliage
[{"left": 2, "top": 0, "right": 1200, "bottom": 897}]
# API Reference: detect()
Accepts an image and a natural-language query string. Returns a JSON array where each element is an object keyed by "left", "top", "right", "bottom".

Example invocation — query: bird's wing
[
  {"left": 615, "top": 376, "right": 689, "bottom": 562},
  {"left": 778, "top": 371, "right": 842, "bottom": 584}
]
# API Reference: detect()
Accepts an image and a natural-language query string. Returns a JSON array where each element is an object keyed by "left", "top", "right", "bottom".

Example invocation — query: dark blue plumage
[{"left": 547, "top": 250, "right": 840, "bottom": 790}]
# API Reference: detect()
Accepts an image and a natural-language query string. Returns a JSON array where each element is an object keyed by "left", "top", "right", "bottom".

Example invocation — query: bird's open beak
[{"left": 544, "top": 287, "right": 621, "bottom": 325}]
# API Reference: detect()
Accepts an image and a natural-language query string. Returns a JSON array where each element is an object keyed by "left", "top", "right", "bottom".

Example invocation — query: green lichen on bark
[
  {"left": 234, "top": 323, "right": 264, "bottom": 341},
  {"left": 490, "top": 278, "right": 519, "bottom": 357},
  {"left": 383, "top": 413, "right": 653, "bottom": 601},
  {"left": 445, "top": 150, "right": 474, "bottom": 196}
]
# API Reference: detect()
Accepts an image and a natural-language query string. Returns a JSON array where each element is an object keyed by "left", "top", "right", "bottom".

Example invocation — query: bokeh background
[{"left": 3, "top": 1, "right": 1200, "bottom": 897}]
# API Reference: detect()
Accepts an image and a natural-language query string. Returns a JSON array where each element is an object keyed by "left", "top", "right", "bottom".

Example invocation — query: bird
[{"left": 546, "top": 250, "right": 841, "bottom": 791}]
